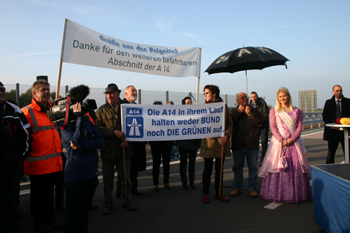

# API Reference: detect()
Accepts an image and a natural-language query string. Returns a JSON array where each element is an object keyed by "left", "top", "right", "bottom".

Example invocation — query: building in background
[{"left": 299, "top": 90, "right": 317, "bottom": 112}]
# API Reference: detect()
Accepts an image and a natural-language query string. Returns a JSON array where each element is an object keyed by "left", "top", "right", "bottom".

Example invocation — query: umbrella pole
[
  {"left": 245, "top": 70, "right": 248, "bottom": 95},
  {"left": 219, "top": 145, "right": 224, "bottom": 196}
]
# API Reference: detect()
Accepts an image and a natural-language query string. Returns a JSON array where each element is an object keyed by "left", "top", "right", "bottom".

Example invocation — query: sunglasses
[{"left": 0, "top": 87, "right": 6, "bottom": 93}]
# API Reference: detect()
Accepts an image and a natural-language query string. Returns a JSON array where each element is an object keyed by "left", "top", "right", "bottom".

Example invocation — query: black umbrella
[{"left": 205, "top": 46, "right": 289, "bottom": 94}]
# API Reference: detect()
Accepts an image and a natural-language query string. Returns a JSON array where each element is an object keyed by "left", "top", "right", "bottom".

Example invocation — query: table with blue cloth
[{"left": 311, "top": 164, "right": 350, "bottom": 233}]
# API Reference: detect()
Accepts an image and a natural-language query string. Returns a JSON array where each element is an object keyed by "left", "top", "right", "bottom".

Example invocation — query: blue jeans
[
  {"left": 171, "top": 146, "right": 179, "bottom": 159},
  {"left": 232, "top": 149, "right": 258, "bottom": 191}
]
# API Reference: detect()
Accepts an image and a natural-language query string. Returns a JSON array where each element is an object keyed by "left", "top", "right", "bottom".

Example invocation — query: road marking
[
  {"left": 301, "top": 129, "right": 323, "bottom": 137},
  {"left": 264, "top": 202, "right": 283, "bottom": 209},
  {"left": 20, "top": 189, "right": 30, "bottom": 195}
]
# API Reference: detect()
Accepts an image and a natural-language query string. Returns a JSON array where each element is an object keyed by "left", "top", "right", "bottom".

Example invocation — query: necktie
[{"left": 336, "top": 100, "right": 341, "bottom": 118}]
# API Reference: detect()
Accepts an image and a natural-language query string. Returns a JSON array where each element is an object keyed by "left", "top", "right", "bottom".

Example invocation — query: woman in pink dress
[{"left": 259, "top": 87, "right": 311, "bottom": 203}]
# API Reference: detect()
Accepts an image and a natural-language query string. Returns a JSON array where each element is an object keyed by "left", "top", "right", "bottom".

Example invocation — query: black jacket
[
  {"left": 0, "top": 101, "right": 33, "bottom": 171},
  {"left": 249, "top": 97, "right": 269, "bottom": 128},
  {"left": 122, "top": 98, "right": 146, "bottom": 171},
  {"left": 230, "top": 107, "right": 264, "bottom": 150},
  {"left": 176, "top": 139, "right": 201, "bottom": 151},
  {"left": 323, "top": 95, "right": 350, "bottom": 141}
]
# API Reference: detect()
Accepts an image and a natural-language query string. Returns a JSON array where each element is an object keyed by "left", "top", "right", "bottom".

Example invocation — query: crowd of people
[{"left": 1, "top": 79, "right": 349, "bottom": 233}]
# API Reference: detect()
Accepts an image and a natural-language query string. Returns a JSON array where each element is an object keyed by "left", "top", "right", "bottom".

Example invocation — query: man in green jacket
[{"left": 95, "top": 83, "right": 136, "bottom": 215}]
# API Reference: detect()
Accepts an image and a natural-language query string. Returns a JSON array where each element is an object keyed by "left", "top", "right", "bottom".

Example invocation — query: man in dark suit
[
  {"left": 121, "top": 85, "right": 146, "bottom": 195},
  {"left": 323, "top": 85, "right": 350, "bottom": 163}
]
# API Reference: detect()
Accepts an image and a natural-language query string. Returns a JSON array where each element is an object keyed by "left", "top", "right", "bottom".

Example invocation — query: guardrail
[{"left": 303, "top": 112, "right": 323, "bottom": 130}]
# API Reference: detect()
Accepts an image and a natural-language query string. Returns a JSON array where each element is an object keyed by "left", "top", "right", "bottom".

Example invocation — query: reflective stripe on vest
[
  {"left": 25, "top": 152, "right": 62, "bottom": 162},
  {"left": 23, "top": 106, "right": 53, "bottom": 133}
]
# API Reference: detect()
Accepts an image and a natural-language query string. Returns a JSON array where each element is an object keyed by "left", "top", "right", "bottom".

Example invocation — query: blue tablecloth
[{"left": 311, "top": 164, "right": 350, "bottom": 233}]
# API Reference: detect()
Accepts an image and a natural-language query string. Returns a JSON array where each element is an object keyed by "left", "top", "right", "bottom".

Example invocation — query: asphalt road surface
[{"left": 18, "top": 129, "right": 342, "bottom": 233}]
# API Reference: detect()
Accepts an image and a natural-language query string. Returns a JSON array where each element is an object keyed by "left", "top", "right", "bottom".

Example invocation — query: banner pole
[
  {"left": 120, "top": 104, "right": 124, "bottom": 135},
  {"left": 219, "top": 145, "right": 224, "bottom": 196},
  {"left": 56, "top": 18, "right": 68, "bottom": 99},
  {"left": 245, "top": 70, "right": 248, "bottom": 96},
  {"left": 196, "top": 48, "right": 202, "bottom": 104}
]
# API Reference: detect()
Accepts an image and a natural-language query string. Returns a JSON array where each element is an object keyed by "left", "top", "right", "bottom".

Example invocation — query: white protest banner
[
  {"left": 121, "top": 103, "right": 225, "bottom": 141},
  {"left": 61, "top": 19, "right": 200, "bottom": 77}
]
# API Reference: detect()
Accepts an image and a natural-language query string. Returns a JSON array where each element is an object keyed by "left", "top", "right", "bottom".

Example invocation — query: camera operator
[
  {"left": 21, "top": 79, "right": 64, "bottom": 233},
  {"left": 58, "top": 100, "right": 104, "bottom": 233}
]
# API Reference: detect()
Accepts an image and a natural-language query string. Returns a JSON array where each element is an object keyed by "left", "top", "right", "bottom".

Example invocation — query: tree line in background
[{"left": 6, "top": 88, "right": 56, "bottom": 108}]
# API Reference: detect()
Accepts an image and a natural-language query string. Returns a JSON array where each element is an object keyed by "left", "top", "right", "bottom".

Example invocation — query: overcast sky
[{"left": 1, "top": 0, "right": 349, "bottom": 108}]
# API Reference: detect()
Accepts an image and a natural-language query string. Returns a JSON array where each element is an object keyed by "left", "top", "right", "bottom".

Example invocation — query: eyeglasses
[
  {"left": 0, "top": 87, "right": 6, "bottom": 93},
  {"left": 38, "top": 88, "right": 50, "bottom": 93},
  {"left": 239, "top": 96, "right": 247, "bottom": 99},
  {"left": 203, "top": 92, "right": 211, "bottom": 96}
]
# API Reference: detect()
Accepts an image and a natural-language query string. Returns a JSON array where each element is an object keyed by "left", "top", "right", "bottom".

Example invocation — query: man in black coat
[
  {"left": 0, "top": 82, "right": 32, "bottom": 232},
  {"left": 120, "top": 85, "right": 146, "bottom": 195},
  {"left": 249, "top": 91, "right": 269, "bottom": 166},
  {"left": 323, "top": 85, "right": 350, "bottom": 163}
]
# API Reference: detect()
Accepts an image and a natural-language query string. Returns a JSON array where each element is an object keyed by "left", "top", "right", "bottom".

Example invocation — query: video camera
[{"left": 47, "top": 85, "right": 97, "bottom": 125}]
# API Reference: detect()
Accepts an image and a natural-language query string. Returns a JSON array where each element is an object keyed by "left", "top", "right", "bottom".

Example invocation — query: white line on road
[
  {"left": 301, "top": 129, "right": 324, "bottom": 137},
  {"left": 264, "top": 202, "right": 283, "bottom": 210}
]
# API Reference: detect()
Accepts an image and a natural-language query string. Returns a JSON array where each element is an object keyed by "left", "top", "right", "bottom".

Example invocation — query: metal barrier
[
  {"left": 303, "top": 112, "right": 323, "bottom": 130},
  {"left": 4, "top": 83, "right": 325, "bottom": 130},
  {"left": 4, "top": 83, "right": 238, "bottom": 108}
]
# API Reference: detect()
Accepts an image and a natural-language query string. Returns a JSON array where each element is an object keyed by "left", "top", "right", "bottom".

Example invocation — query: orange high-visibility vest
[{"left": 22, "top": 99, "right": 63, "bottom": 175}]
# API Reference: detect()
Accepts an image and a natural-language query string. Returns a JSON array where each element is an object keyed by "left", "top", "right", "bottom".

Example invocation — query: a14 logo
[
  {"left": 127, "top": 108, "right": 142, "bottom": 115},
  {"left": 126, "top": 117, "right": 143, "bottom": 138}
]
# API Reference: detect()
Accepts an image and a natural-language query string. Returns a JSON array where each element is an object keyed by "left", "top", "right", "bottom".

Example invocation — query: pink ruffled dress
[{"left": 259, "top": 107, "right": 311, "bottom": 203}]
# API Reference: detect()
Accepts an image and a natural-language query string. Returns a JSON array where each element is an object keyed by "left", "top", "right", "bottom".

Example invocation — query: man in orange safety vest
[{"left": 22, "top": 79, "right": 64, "bottom": 233}]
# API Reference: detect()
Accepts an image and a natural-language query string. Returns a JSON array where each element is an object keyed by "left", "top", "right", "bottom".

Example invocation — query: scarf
[{"left": 205, "top": 97, "right": 223, "bottom": 104}]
